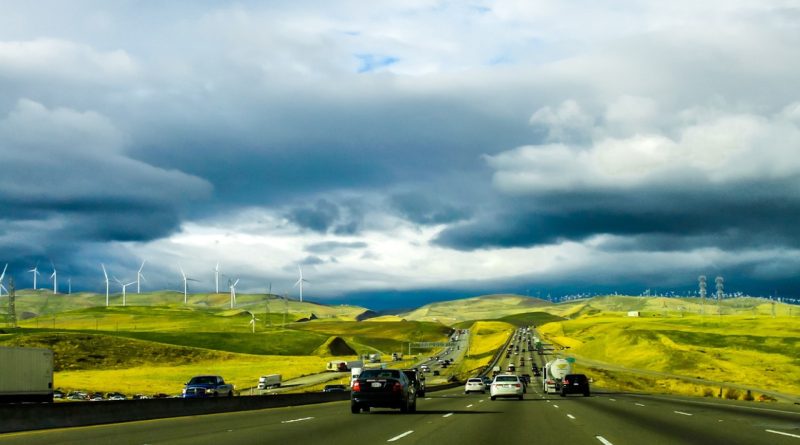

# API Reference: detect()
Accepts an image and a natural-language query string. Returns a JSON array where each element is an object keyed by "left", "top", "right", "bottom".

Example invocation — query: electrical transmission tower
[{"left": 698, "top": 275, "right": 707, "bottom": 315}]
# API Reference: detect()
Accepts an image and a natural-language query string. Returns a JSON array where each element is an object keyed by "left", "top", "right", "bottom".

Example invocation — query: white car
[
  {"left": 490, "top": 374, "right": 523, "bottom": 401},
  {"left": 464, "top": 378, "right": 485, "bottom": 394},
  {"left": 420, "top": 365, "right": 430, "bottom": 372}
]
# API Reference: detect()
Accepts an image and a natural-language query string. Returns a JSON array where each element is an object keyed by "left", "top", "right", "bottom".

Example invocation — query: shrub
[
  {"left": 702, "top": 387, "right": 714, "bottom": 397},
  {"left": 724, "top": 388, "right": 741, "bottom": 400}
]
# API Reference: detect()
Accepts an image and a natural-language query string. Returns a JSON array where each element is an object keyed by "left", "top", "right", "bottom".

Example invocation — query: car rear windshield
[
  {"left": 468, "top": 378, "right": 483, "bottom": 383},
  {"left": 495, "top": 376, "right": 518, "bottom": 383},
  {"left": 360, "top": 370, "right": 400, "bottom": 379},
  {"left": 566, "top": 374, "right": 587, "bottom": 381},
  {"left": 188, "top": 376, "right": 216, "bottom": 385}
]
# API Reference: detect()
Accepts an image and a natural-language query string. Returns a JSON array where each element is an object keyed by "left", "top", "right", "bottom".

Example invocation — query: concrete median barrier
[{"left": 0, "top": 392, "right": 350, "bottom": 434}]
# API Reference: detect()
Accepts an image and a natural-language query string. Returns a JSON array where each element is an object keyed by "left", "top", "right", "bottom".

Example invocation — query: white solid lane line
[
  {"left": 674, "top": 411, "right": 693, "bottom": 416},
  {"left": 281, "top": 417, "right": 314, "bottom": 424},
  {"left": 442, "top": 413, "right": 454, "bottom": 418},
  {"left": 766, "top": 429, "right": 800, "bottom": 439},
  {"left": 387, "top": 431, "right": 414, "bottom": 442},
  {"left": 596, "top": 436, "right": 614, "bottom": 445},
  {"left": 567, "top": 414, "right": 576, "bottom": 420}
]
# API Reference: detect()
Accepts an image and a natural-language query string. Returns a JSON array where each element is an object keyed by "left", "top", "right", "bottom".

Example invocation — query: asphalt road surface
[{"left": 2, "top": 329, "right": 798, "bottom": 445}]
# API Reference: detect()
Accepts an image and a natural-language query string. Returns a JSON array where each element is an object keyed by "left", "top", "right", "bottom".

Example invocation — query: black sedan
[{"left": 351, "top": 369, "right": 417, "bottom": 413}]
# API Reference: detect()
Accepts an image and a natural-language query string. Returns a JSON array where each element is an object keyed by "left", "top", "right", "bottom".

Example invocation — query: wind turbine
[
  {"left": 29, "top": 264, "right": 41, "bottom": 290},
  {"left": 0, "top": 263, "right": 8, "bottom": 296},
  {"left": 179, "top": 265, "right": 199, "bottom": 304},
  {"left": 68, "top": 278, "right": 72, "bottom": 295},
  {"left": 215, "top": 262, "right": 220, "bottom": 294},
  {"left": 248, "top": 312, "right": 259, "bottom": 334},
  {"left": 136, "top": 260, "right": 146, "bottom": 294},
  {"left": 229, "top": 278, "right": 239, "bottom": 309},
  {"left": 114, "top": 277, "right": 136, "bottom": 306},
  {"left": 294, "top": 266, "right": 309, "bottom": 303},
  {"left": 49, "top": 263, "right": 57, "bottom": 294},
  {"left": 102, "top": 264, "right": 110, "bottom": 306}
]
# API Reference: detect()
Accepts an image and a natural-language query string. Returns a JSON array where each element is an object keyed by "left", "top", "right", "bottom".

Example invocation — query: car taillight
[
  {"left": 546, "top": 379, "right": 554, "bottom": 384},
  {"left": 515, "top": 384, "right": 521, "bottom": 388},
  {"left": 392, "top": 382, "right": 402, "bottom": 393},
  {"left": 563, "top": 379, "right": 569, "bottom": 384},
  {"left": 352, "top": 381, "right": 361, "bottom": 392}
]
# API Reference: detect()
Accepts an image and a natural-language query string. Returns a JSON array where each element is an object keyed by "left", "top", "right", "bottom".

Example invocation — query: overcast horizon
[{"left": 2, "top": 1, "right": 800, "bottom": 307}]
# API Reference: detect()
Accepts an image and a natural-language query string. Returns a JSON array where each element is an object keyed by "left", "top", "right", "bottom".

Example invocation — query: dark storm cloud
[
  {"left": 389, "top": 192, "right": 471, "bottom": 225},
  {"left": 436, "top": 180, "right": 800, "bottom": 251}
]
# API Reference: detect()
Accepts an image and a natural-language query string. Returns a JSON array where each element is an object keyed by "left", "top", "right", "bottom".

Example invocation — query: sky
[{"left": 1, "top": 1, "right": 799, "bottom": 308}]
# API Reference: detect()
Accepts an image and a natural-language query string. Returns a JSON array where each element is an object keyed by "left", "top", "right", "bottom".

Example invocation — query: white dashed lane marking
[
  {"left": 442, "top": 413, "right": 454, "bottom": 418},
  {"left": 674, "top": 411, "right": 693, "bottom": 416},
  {"left": 766, "top": 429, "right": 800, "bottom": 439},
  {"left": 567, "top": 414, "right": 576, "bottom": 420},
  {"left": 466, "top": 404, "right": 473, "bottom": 408},
  {"left": 281, "top": 417, "right": 315, "bottom": 424},
  {"left": 635, "top": 403, "right": 646, "bottom": 407},
  {"left": 596, "top": 436, "right": 614, "bottom": 445},
  {"left": 387, "top": 431, "right": 414, "bottom": 442}
]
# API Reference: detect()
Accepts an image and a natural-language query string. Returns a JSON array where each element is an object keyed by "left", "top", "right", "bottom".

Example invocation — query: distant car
[
  {"left": 53, "top": 390, "right": 64, "bottom": 399},
  {"left": 481, "top": 376, "right": 493, "bottom": 387},
  {"left": 182, "top": 375, "right": 234, "bottom": 398},
  {"left": 420, "top": 365, "right": 430, "bottom": 372},
  {"left": 402, "top": 369, "right": 426, "bottom": 397},
  {"left": 89, "top": 393, "right": 104, "bottom": 401},
  {"left": 433, "top": 370, "right": 440, "bottom": 376},
  {"left": 323, "top": 384, "right": 348, "bottom": 393},
  {"left": 560, "top": 374, "right": 590, "bottom": 397},
  {"left": 132, "top": 394, "right": 150, "bottom": 400},
  {"left": 106, "top": 392, "right": 127, "bottom": 400},
  {"left": 464, "top": 378, "right": 486, "bottom": 394},
  {"left": 490, "top": 374, "right": 523, "bottom": 401},
  {"left": 350, "top": 369, "right": 417, "bottom": 414}
]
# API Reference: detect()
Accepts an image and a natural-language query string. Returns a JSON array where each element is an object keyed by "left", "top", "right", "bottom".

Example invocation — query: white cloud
[{"left": 490, "top": 100, "right": 800, "bottom": 193}]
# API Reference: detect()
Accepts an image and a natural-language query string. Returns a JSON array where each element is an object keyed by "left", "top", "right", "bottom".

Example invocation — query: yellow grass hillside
[
  {"left": 538, "top": 313, "right": 800, "bottom": 399},
  {"left": 455, "top": 321, "right": 514, "bottom": 379},
  {"left": 401, "top": 294, "right": 549, "bottom": 324}
]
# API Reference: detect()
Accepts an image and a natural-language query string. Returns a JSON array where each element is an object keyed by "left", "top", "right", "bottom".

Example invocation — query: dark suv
[
  {"left": 560, "top": 374, "right": 590, "bottom": 397},
  {"left": 402, "top": 368, "right": 426, "bottom": 397},
  {"left": 351, "top": 369, "right": 417, "bottom": 413}
]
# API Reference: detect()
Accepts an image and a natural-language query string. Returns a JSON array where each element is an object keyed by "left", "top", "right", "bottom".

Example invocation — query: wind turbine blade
[
  {"left": 179, "top": 265, "right": 186, "bottom": 279},
  {"left": 102, "top": 264, "right": 108, "bottom": 280},
  {"left": 233, "top": 279, "right": 240, "bottom": 287},
  {"left": 138, "top": 260, "right": 146, "bottom": 273}
]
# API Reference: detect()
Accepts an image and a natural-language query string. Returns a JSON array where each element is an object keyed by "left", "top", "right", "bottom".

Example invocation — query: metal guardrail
[{"left": 476, "top": 328, "right": 516, "bottom": 378}]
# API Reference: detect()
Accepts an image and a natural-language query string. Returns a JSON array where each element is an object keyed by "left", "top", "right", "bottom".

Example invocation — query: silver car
[{"left": 490, "top": 374, "right": 523, "bottom": 401}]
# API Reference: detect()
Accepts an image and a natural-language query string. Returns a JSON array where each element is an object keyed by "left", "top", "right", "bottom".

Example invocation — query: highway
[{"left": 1, "top": 328, "right": 798, "bottom": 445}]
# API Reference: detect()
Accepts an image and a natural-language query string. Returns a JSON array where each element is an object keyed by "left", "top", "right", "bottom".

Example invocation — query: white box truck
[
  {"left": 257, "top": 374, "right": 281, "bottom": 389},
  {"left": 0, "top": 347, "right": 54, "bottom": 403}
]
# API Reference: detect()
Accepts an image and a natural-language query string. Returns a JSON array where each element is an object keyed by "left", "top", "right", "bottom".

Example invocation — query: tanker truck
[{"left": 543, "top": 358, "right": 573, "bottom": 394}]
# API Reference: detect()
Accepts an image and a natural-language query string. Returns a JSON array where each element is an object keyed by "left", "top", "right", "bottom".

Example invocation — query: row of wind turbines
[{"left": 0, "top": 261, "right": 311, "bottom": 310}]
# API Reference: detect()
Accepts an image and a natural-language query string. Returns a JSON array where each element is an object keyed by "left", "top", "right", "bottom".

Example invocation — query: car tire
[
  {"left": 351, "top": 403, "right": 360, "bottom": 414},
  {"left": 228, "top": 391, "right": 233, "bottom": 397},
  {"left": 212, "top": 391, "right": 218, "bottom": 397},
  {"left": 482, "top": 390, "right": 486, "bottom": 394},
  {"left": 518, "top": 395, "right": 524, "bottom": 401},
  {"left": 465, "top": 391, "right": 469, "bottom": 394},
  {"left": 490, "top": 396, "right": 496, "bottom": 401},
  {"left": 560, "top": 391, "right": 566, "bottom": 397},
  {"left": 584, "top": 391, "right": 590, "bottom": 397},
  {"left": 419, "top": 391, "right": 425, "bottom": 397},
  {"left": 410, "top": 399, "right": 417, "bottom": 413}
]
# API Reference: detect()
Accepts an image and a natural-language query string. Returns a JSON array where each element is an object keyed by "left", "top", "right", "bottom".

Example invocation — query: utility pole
[
  {"left": 265, "top": 283, "right": 272, "bottom": 327},
  {"left": 7, "top": 278, "right": 17, "bottom": 328}
]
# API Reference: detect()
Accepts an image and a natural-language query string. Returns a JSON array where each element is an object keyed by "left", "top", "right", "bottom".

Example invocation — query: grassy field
[
  {"left": 291, "top": 320, "right": 452, "bottom": 356},
  {"left": 537, "top": 312, "right": 800, "bottom": 398}
]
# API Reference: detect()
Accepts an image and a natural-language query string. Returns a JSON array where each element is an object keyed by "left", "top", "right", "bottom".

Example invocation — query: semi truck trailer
[{"left": 0, "top": 347, "right": 54, "bottom": 403}]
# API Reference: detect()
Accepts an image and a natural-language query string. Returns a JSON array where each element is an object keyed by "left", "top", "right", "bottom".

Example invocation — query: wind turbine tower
[
  {"left": 114, "top": 277, "right": 136, "bottom": 306},
  {"left": 215, "top": 262, "right": 220, "bottom": 294},
  {"left": 0, "top": 264, "right": 8, "bottom": 296},
  {"left": 29, "top": 264, "right": 40, "bottom": 290},
  {"left": 179, "top": 265, "right": 199, "bottom": 304},
  {"left": 137, "top": 260, "right": 146, "bottom": 294},
  {"left": 715, "top": 276, "right": 724, "bottom": 315},
  {"left": 50, "top": 263, "right": 57, "bottom": 294},
  {"left": 249, "top": 312, "right": 259, "bottom": 334},
  {"left": 294, "top": 266, "right": 309, "bottom": 303},
  {"left": 101, "top": 264, "right": 110, "bottom": 307},
  {"left": 229, "top": 278, "right": 239, "bottom": 309}
]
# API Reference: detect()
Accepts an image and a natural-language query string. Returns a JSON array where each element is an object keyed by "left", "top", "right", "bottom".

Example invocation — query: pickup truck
[{"left": 182, "top": 375, "right": 234, "bottom": 398}]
